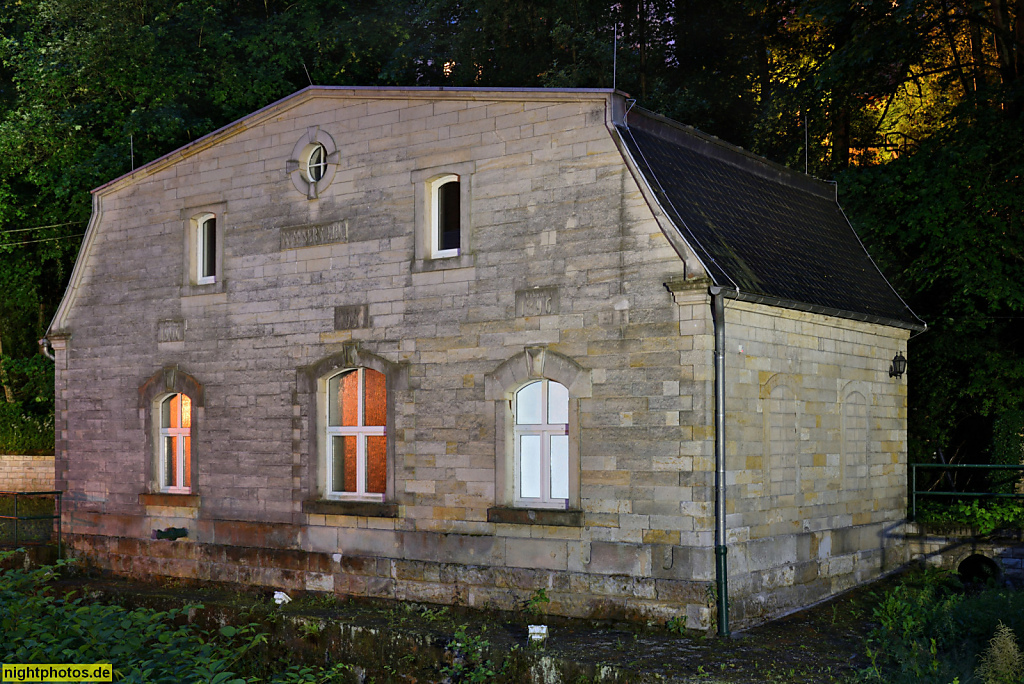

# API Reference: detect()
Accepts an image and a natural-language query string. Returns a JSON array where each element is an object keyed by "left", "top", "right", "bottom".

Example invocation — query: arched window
[
  {"left": 514, "top": 379, "right": 569, "bottom": 507},
  {"left": 196, "top": 215, "right": 216, "bottom": 284},
  {"left": 430, "top": 175, "right": 460, "bottom": 258},
  {"left": 160, "top": 393, "right": 192, "bottom": 493},
  {"left": 326, "top": 368, "right": 387, "bottom": 500}
]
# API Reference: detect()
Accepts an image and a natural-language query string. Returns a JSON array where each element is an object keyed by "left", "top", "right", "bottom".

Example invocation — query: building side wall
[{"left": 720, "top": 299, "right": 909, "bottom": 626}]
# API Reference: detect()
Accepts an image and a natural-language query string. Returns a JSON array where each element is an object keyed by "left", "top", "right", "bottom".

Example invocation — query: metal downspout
[{"left": 710, "top": 286, "right": 729, "bottom": 636}]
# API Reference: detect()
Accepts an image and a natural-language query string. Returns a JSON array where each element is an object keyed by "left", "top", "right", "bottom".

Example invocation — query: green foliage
[
  {"left": 0, "top": 401, "right": 53, "bottom": 455},
  {"left": 0, "top": 552, "right": 356, "bottom": 683},
  {"left": 993, "top": 411, "right": 1024, "bottom": 475},
  {"left": 666, "top": 615, "right": 687, "bottom": 635},
  {"left": 523, "top": 587, "right": 550, "bottom": 617},
  {"left": 841, "top": 108, "right": 1024, "bottom": 466},
  {"left": 442, "top": 624, "right": 500, "bottom": 683},
  {"left": 917, "top": 499, "right": 1024, "bottom": 535},
  {"left": 859, "top": 569, "right": 1024, "bottom": 683},
  {"left": 0, "top": 354, "right": 54, "bottom": 454}
]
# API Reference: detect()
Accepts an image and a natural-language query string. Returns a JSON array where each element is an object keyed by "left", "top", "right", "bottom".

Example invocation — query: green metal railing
[
  {"left": 0, "top": 490, "right": 62, "bottom": 556},
  {"left": 910, "top": 463, "right": 1024, "bottom": 521}
]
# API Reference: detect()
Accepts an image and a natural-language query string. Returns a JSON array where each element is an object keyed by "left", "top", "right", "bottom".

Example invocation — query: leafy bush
[
  {"left": 860, "top": 569, "right": 1024, "bottom": 683},
  {"left": 0, "top": 552, "right": 355, "bottom": 683},
  {"left": 0, "top": 401, "right": 54, "bottom": 455},
  {"left": 0, "top": 355, "right": 54, "bottom": 455},
  {"left": 916, "top": 498, "right": 1024, "bottom": 535}
]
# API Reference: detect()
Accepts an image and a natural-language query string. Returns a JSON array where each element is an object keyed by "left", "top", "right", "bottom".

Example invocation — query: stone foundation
[{"left": 67, "top": 529, "right": 713, "bottom": 627}]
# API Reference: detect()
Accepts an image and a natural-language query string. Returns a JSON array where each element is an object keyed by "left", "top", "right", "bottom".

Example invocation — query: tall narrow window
[
  {"left": 306, "top": 143, "right": 328, "bottom": 183},
  {"left": 514, "top": 379, "right": 569, "bottom": 508},
  {"left": 197, "top": 216, "right": 216, "bottom": 284},
  {"left": 326, "top": 368, "right": 386, "bottom": 500},
  {"left": 431, "top": 175, "right": 460, "bottom": 258},
  {"left": 160, "top": 393, "right": 192, "bottom": 493}
]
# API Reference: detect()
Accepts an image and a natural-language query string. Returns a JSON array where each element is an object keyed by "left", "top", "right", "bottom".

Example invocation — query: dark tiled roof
[{"left": 618, "top": 109, "right": 924, "bottom": 330}]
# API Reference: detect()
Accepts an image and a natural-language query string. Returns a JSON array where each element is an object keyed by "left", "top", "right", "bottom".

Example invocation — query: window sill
[
  {"left": 302, "top": 499, "right": 398, "bottom": 518},
  {"left": 487, "top": 506, "right": 583, "bottom": 527},
  {"left": 139, "top": 493, "right": 200, "bottom": 508},
  {"left": 411, "top": 253, "right": 475, "bottom": 274},
  {"left": 182, "top": 279, "right": 227, "bottom": 297}
]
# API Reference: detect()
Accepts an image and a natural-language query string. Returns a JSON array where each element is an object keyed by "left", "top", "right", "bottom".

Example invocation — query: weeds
[
  {"left": 666, "top": 615, "right": 687, "bottom": 634},
  {"left": 975, "top": 621, "right": 1024, "bottom": 684},
  {"left": 857, "top": 568, "right": 1024, "bottom": 683},
  {"left": 296, "top": 592, "right": 337, "bottom": 611},
  {"left": 442, "top": 624, "right": 500, "bottom": 683},
  {"left": 524, "top": 587, "right": 550, "bottom": 617},
  {"left": 0, "top": 551, "right": 356, "bottom": 683}
]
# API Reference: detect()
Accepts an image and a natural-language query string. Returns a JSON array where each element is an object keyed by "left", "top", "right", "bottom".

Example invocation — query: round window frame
[
  {"left": 288, "top": 127, "right": 338, "bottom": 199},
  {"left": 305, "top": 143, "right": 328, "bottom": 183}
]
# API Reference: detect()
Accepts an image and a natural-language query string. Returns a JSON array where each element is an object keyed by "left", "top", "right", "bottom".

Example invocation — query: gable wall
[{"left": 53, "top": 92, "right": 727, "bottom": 624}]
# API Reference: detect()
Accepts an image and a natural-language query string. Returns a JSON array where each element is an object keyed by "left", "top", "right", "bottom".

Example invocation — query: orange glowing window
[
  {"left": 160, "top": 393, "right": 192, "bottom": 492},
  {"left": 327, "top": 368, "right": 386, "bottom": 499}
]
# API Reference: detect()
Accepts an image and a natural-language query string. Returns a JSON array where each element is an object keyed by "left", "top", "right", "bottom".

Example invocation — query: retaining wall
[{"left": 0, "top": 454, "right": 55, "bottom": 491}]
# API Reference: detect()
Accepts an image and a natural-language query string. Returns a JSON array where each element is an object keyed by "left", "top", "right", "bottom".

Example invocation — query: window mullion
[
  {"left": 176, "top": 431, "right": 185, "bottom": 489},
  {"left": 177, "top": 400, "right": 185, "bottom": 490},
  {"left": 357, "top": 369, "right": 366, "bottom": 495}
]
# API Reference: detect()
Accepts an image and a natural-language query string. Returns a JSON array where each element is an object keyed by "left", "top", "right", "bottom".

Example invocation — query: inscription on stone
[
  {"left": 280, "top": 220, "right": 348, "bottom": 250},
  {"left": 157, "top": 319, "right": 185, "bottom": 343},
  {"left": 334, "top": 304, "right": 369, "bottom": 330},
  {"left": 515, "top": 287, "right": 560, "bottom": 317}
]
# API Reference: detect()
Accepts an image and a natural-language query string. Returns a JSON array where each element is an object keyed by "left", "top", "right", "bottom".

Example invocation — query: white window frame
[
  {"left": 513, "top": 379, "right": 570, "bottom": 509},
  {"left": 430, "top": 174, "right": 460, "bottom": 259},
  {"left": 196, "top": 214, "right": 216, "bottom": 285},
  {"left": 326, "top": 368, "right": 386, "bottom": 501},
  {"left": 159, "top": 393, "right": 191, "bottom": 494},
  {"left": 306, "top": 143, "right": 328, "bottom": 183}
]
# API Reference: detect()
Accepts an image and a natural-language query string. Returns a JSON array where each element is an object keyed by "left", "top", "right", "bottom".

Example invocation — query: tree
[{"left": 840, "top": 108, "right": 1024, "bottom": 464}]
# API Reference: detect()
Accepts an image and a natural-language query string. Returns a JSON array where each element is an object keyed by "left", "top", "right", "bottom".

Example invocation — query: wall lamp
[{"left": 889, "top": 352, "right": 907, "bottom": 379}]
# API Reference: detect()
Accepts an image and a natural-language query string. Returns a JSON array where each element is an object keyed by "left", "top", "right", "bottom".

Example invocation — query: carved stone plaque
[
  {"left": 334, "top": 304, "right": 369, "bottom": 330},
  {"left": 515, "top": 287, "right": 559, "bottom": 317},
  {"left": 157, "top": 319, "right": 185, "bottom": 343},
  {"left": 280, "top": 220, "right": 348, "bottom": 250}
]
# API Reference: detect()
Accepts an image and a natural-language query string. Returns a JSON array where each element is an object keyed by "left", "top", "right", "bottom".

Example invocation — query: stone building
[{"left": 46, "top": 87, "right": 924, "bottom": 629}]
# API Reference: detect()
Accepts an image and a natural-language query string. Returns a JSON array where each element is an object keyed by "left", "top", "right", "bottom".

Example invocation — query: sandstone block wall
[
  {"left": 0, "top": 455, "right": 55, "bottom": 491},
  {"left": 719, "top": 299, "right": 909, "bottom": 624},
  {"left": 51, "top": 88, "right": 912, "bottom": 629}
]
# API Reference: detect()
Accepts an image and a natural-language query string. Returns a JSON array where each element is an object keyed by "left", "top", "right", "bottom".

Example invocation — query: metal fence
[
  {"left": 0, "top": 490, "right": 62, "bottom": 556},
  {"left": 910, "top": 463, "right": 1024, "bottom": 521}
]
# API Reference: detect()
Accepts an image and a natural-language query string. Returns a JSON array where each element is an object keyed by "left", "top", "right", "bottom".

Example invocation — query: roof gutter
[{"left": 721, "top": 289, "right": 927, "bottom": 333}]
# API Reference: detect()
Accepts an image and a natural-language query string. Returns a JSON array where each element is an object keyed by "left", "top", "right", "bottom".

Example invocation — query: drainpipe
[
  {"left": 710, "top": 286, "right": 729, "bottom": 636},
  {"left": 38, "top": 338, "right": 55, "bottom": 361}
]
